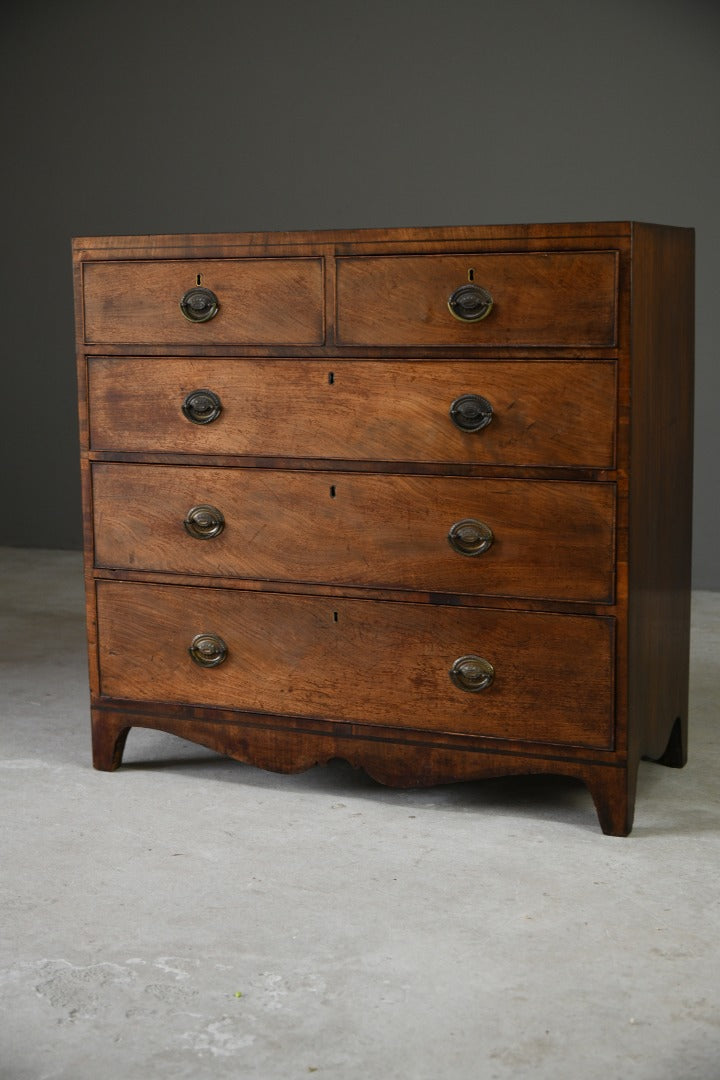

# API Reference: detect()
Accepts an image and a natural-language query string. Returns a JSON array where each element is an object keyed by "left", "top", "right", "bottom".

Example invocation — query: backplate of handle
[
  {"left": 179, "top": 286, "right": 219, "bottom": 323},
  {"left": 182, "top": 388, "right": 222, "bottom": 425},
  {"left": 449, "top": 394, "right": 493, "bottom": 432},
  {"left": 189, "top": 633, "right": 228, "bottom": 667},
  {"left": 449, "top": 655, "right": 495, "bottom": 692},
  {"left": 184, "top": 504, "right": 225, "bottom": 540},
  {"left": 448, "top": 518, "right": 494, "bottom": 556},
  {"left": 447, "top": 283, "right": 493, "bottom": 323}
]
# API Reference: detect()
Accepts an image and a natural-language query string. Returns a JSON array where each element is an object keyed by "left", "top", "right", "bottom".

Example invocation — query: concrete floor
[{"left": 0, "top": 547, "right": 718, "bottom": 1080}]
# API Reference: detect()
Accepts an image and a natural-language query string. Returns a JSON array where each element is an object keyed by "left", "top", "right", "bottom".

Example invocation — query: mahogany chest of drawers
[{"left": 73, "top": 222, "right": 694, "bottom": 835}]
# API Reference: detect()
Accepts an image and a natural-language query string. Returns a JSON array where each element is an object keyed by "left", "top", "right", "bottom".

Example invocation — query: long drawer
[
  {"left": 92, "top": 464, "right": 615, "bottom": 602},
  {"left": 96, "top": 581, "right": 615, "bottom": 749},
  {"left": 81, "top": 258, "right": 325, "bottom": 345},
  {"left": 336, "top": 252, "right": 618, "bottom": 347},
  {"left": 87, "top": 357, "right": 617, "bottom": 468}
]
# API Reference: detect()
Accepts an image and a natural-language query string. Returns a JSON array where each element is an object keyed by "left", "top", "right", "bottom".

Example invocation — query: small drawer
[
  {"left": 87, "top": 357, "right": 616, "bottom": 469},
  {"left": 81, "top": 258, "right": 324, "bottom": 345},
  {"left": 96, "top": 581, "right": 615, "bottom": 750},
  {"left": 92, "top": 464, "right": 616, "bottom": 602},
  {"left": 336, "top": 251, "right": 618, "bottom": 347}
]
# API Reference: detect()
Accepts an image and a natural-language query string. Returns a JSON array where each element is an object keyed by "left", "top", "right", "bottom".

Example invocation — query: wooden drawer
[
  {"left": 92, "top": 464, "right": 615, "bottom": 602},
  {"left": 81, "top": 258, "right": 324, "bottom": 345},
  {"left": 96, "top": 581, "right": 615, "bottom": 749},
  {"left": 88, "top": 357, "right": 616, "bottom": 468},
  {"left": 336, "top": 252, "right": 618, "bottom": 347}
]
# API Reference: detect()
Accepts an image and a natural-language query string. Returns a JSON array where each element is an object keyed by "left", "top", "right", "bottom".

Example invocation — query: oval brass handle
[
  {"left": 184, "top": 504, "right": 225, "bottom": 540},
  {"left": 179, "top": 286, "right": 219, "bottom": 323},
  {"left": 189, "top": 633, "right": 228, "bottom": 667},
  {"left": 449, "top": 655, "right": 495, "bottom": 693},
  {"left": 447, "top": 283, "right": 493, "bottom": 323},
  {"left": 449, "top": 394, "right": 493, "bottom": 432},
  {"left": 448, "top": 518, "right": 494, "bottom": 556},
  {"left": 182, "top": 389, "right": 222, "bottom": 425}
]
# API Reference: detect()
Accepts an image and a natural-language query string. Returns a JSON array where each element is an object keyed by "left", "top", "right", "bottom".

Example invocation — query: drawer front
[
  {"left": 82, "top": 258, "right": 324, "bottom": 345},
  {"left": 93, "top": 464, "right": 615, "bottom": 602},
  {"left": 336, "top": 252, "right": 618, "bottom": 347},
  {"left": 96, "top": 581, "right": 614, "bottom": 749},
  {"left": 88, "top": 357, "right": 616, "bottom": 468}
]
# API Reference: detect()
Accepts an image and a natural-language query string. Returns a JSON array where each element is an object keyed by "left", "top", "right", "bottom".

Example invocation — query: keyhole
[
  {"left": 328, "top": 371, "right": 335, "bottom": 385},
  {"left": 468, "top": 268, "right": 475, "bottom": 282},
  {"left": 333, "top": 611, "right": 339, "bottom": 623},
  {"left": 196, "top": 273, "right": 203, "bottom": 286},
  {"left": 330, "top": 485, "right": 336, "bottom": 498}
]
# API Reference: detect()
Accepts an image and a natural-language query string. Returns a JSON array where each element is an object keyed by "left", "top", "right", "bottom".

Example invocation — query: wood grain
[
  {"left": 90, "top": 704, "right": 633, "bottom": 834},
  {"left": 95, "top": 580, "right": 615, "bottom": 749},
  {"left": 627, "top": 224, "right": 694, "bottom": 766},
  {"left": 72, "top": 221, "right": 694, "bottom": 835},
  {"left": 82, "top": 258, "right": 324, "bottom": 345},
  {"left": 87, "top": 357, "right": 617, "bottom": 468},
  {"left": 336, "top": 252, "right": 618, "bottom": 346},
  {"left": 92, "top": 464, "right": 616, "bottom": 602}
]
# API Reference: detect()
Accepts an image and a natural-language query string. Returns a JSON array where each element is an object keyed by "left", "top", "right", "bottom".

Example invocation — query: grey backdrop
[{"left": 2, "top": 0, "right": 718, "bottom": 587}]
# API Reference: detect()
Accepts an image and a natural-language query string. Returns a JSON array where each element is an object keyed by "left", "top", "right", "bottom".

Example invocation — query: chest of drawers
[{"left": 73, "top": 222, "right": 694, "bottom": 835}]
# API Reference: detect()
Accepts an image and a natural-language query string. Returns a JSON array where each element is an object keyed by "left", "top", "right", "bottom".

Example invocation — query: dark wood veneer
[{"left": 73, "top": 222, "right": 694, "bottom": 835}]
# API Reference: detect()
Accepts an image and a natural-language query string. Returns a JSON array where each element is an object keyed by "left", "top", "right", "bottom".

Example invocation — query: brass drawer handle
[
  {"left": 180, "top": 286, "right": 219, "bottom": 323},
  {"left": 182, "top": 388, "right": 222, "bottom": 425},
  {"left": 189, "top": 633, "right": 228, "bottom": 668},
  {"left": 448, "top": 518, "right": 494, "bottom": 556},
  {"left": 449, "top": 394, "right": 493, "bottom": 432},
  {"left": 449, "top": 655, "right": 495, "bottom": 693},
  {"left": 184, "top": 504, "right": 225, "bottom": 540},
  {"left": 447, "top": 283, "right": 493, "bottom": 323}
]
